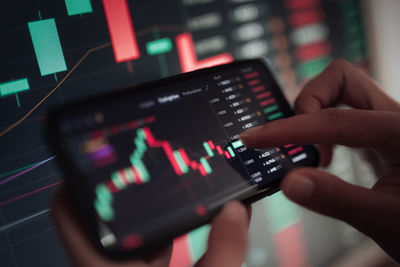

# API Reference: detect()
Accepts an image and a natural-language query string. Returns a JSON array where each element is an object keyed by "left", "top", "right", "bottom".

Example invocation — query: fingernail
[
  {"left": 223, "top": 201, "right": 245, "bottom": 216},
  {"left": 218, "top": 201, "right": 247, "bottom": 224},
  {"left": 239, "top": 125, "right": 263, "bottom": 140},
  {"left": 283, "top": 175, "right": 314, "bottom": 203}
]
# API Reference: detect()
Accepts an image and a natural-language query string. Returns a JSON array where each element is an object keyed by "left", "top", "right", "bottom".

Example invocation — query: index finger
[
  {"left": 295, "top": 60, "right": 400, "bottom": 113},
  {"left": 240, "top": 108, "right": 400, "bottom": 149}
]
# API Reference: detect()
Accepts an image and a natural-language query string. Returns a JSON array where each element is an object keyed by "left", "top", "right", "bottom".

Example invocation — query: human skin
[
  {"left": 51, "top": 188, "right": 251, "bottom": 267},
  {"left": 240, "top": 59, "right": 400, "bottom": 262},
  {"left": 51, "top": 59, "right": 400, "bottom": 265}
]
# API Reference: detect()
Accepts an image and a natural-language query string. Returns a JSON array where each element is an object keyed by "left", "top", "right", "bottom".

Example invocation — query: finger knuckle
[
  {"left": 324, "top": 59, "right": 353, "bottom": 86},
  {"left": 328, "top": 59, "right": 352, "bottom": 73},
  {"left": 322, "top": 107, "right": 344, "bottom": 121},
  {"left": 320, "top": 108, "right": 346, "bottom": 143}
]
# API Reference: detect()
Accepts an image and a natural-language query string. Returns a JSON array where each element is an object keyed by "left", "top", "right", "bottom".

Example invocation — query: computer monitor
[{"left": 0, "top": 0, "right": 368, "bottom": 266}]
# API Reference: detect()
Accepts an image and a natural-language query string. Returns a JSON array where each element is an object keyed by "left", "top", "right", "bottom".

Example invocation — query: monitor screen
[{"left": 0, "top": 0, "right": 368, "bottom": 266}]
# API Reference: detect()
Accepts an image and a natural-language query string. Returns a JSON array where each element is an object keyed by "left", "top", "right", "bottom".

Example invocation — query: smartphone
[{"left": 46, "top": 58, "right": 319, "bottom": 259}]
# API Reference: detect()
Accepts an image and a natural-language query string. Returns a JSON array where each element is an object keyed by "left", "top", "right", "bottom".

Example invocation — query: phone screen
[{"left": 48, "top": 59, "right": 318, "bottom": 254}]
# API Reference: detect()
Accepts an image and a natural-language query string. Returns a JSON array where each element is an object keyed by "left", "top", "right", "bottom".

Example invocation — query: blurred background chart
[{"left": 0, "top": 0, "right": 397, "bottom": 266}]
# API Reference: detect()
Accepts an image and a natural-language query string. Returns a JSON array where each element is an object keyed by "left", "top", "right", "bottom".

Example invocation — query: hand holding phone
[
  {"left": 46, "top": 59, "right": 319, "bottom": 259},
  {"left": 51, "top": 187, "right": 250, "bottom": 267}
]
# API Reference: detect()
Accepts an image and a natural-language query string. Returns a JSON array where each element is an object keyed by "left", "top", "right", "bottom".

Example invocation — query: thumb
[
  {"left": 196, "top": 201, "right": 249, "bottom": 267},
  {"left": 281, "top": 168, "right": 400, "bottom": 262},
  {"left": 281, "top": 168, "right": 388, "bottom": 231}
]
